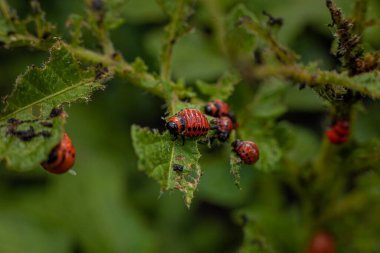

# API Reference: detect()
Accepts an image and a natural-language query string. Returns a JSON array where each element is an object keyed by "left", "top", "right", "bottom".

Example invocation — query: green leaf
[
  {"left": 29, "top": 0, "right": 56, "bottom": 39},
  {"left": 237, "top": 214, "right": 276, "bottom": 253},
  {"left": 102, "top": 0, "right": 131, "bottom": 29},
  {"left": 229, "top": 138, "right": 281, "bottom": 183},
  {"left": 172, "top": 31, "right": 229, "bottom": 82},
  {"left": 0, "top": 12, "right": 11, "bottom": 44},
  {"left": 87, "top": 0, "right": 140, "bottom": 29},
  {"left": 0, "top": 41, "right": 108, "bottom": 172},
  {"left": 346, "top": 139, "right": 380, "bottom": 172},
  {"left": 248, "top": 80, "right": 288, "bottom": 119},
  {"left": 145, "top": 29, "right": 229, "bottom": 82},
  {"left": 225, "top": 4, "right": 257, "bottom": 60},
  {"left": 66, "top": 14, "right": 85, "bottom": 46},
  {"left": 351, "top": 72, "right": 380, "bottom": 99},
  {"left": 123, "top": 0, "right": 164, "bottom": 24},
  {"left": 158, "top": 0, "right": 195, "bottom": 80},
  {"left": 0, "top": 212, "right": 71, "bottom": 253},
  {"left": 0, "top": 116, "right": 65, "bottom": 171},
  {"left": 131, "top": 125, "right": 202, "bottom": 207},
  {"left": 254, "top": 138, "right": 282, "bottom": 172},
  {"left": 196, "top": 72, "right": 240, "bottom": 101},
  {"left": 1, "top": 41, "right": 107, "bottom": 120},
  {"left": 156, "top": 0, "right": 193, "bottom": 18},
  {"left": 230, "top": 137, "right": 282, "bottom": 174},
  {"left": 235, "top": 79, "right": 287, "bottom": 173}
]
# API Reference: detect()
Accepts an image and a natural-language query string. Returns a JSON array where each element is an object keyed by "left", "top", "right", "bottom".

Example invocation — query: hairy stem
[
  {"left": 84, "top": 0, "right": 115, "bottom": 56},
  {"left": 69, "top": 45, "right": 163, "bottom": 98},
  {"left": 239, "top": 16, "right": 297, "bottom": 64},
  {"left": 98, "top": 28, "right": 115, "bottom": 56},
  {"left": 252, "top": 64, "right": 380, "bottom": 99},
  {"left": 160, "top": 0, "right": 187, "bottom": 81},
  {"left": 3, "top": 33, "right": 164, "bottom": 98}
]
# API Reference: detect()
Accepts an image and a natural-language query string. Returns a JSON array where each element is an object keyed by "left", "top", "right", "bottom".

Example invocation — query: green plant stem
[
  {"left": 352, "top": 0, "right": 369, "bottom": 35},
  {"left": 239, "top": 16, "right": 297, "bottom": 64},
  {"left": 252, "top": 64, "right": 380, "bottom": 98},
  {"left": 70, "top": 45, "right": 163, "bottom": 98},
  {"left": 4, "top": 33, "right": 165, "bottom": 99},
  {"left": 159, "top": 0, "right": 191, "bottom": 113},
  {"left": 83, "top": 0, "right": 115, "bottom": 56},
  {"left": 98, "top": 28, "right": 115, "bottom": 56},
  {"left": 160, "top": 0, "right": 187, "bottom": 81},
  {"left": 0, "top": 0, "right": 11, "bottom": 21}
]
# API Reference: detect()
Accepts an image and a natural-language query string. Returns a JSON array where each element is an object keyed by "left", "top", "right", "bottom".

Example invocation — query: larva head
[
  {"left": 232, "top": 139, "right": 242, "bottom": 149},
  {"left": 204, "top": 102, "right": 217, "bottom": 117},
  {"left": 218, "top": 132, "right": 230, "bottom": 142},
  {"left": 166, "top": 116, "right": 182, "bottom": 136}
]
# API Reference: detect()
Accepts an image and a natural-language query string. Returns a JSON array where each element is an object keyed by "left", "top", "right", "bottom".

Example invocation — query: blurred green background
[{"left": 1, "top": 0, "right": 380, "bottom": 252}]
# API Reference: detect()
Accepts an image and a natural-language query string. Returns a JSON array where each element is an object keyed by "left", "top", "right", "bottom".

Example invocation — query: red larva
[
  {"left": 326, "top": 119, "right": 349, "bottom": 145},
  {"left": 166, "top": 108, "right": 210, "bottom": 143},
  {"left": 212, "top": 116, "right": 234, "bottom": 142},
  {"left": 41, "top": 132, "right": 76, "bottom": 174},
  {"left": 204, "top": 100, "right": 231, "bottom": 118},
  {"left": 232, "top": 139, "right": 259, "bottom": 164},
  {"left": 307, "top": 231, "right": 336, "bottom": 253}
]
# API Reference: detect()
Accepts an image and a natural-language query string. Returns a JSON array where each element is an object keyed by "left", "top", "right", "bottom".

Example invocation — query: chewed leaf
[
  {"left": 0, "top": 115, "right": 65, "bottom": 171},
  {"left": 1, "top": 41, "right": 108, "bottom": 121},
  {"left": 131, "top": 125, "right": 202, "bottom": 207}
]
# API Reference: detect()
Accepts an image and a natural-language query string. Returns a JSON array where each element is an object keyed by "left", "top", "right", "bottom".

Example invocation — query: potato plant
[{"left": 0, "top": 0, "right": 380, "bottom": 252}]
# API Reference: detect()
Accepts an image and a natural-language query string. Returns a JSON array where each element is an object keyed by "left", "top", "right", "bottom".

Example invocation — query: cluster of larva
[
  {"left": 325, "top": 118, "right": 350, "bottom": 145},
  {"left": 19, "top": 105, "right": 350, "bottom": 175},
  {"left": 165, "top": 99, "right": 260, "bottom": 165}
]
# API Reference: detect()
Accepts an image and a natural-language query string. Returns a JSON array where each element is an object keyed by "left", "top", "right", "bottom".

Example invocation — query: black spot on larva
[
  {"left": 47, "top": 148, "right": 58, "bottom": 164},
  {"left": 188, "top": 127, "right": 191, "bottom": 131},
  {"left": 40, "top": 122, "right": 53, "bottom": 127},
  {"left": 192, "top": 126, "right": 196, "bottom": 131},
  {"left": 40, "top": 131, "right": 51, "bottom": 138}
]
